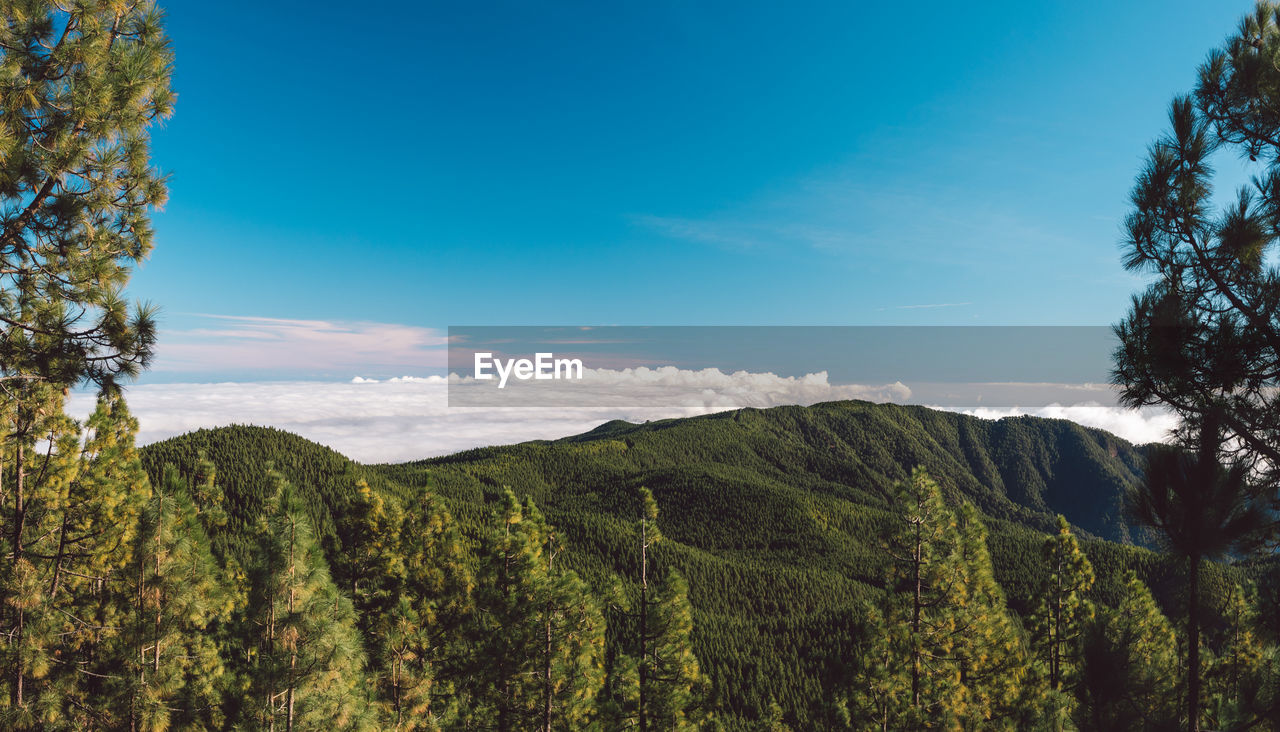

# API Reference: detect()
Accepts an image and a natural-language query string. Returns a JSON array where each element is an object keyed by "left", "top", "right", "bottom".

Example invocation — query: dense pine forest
[
  {"left": 7, "top": 0, "right": 1280, "bottom": 729},
  {"left": 122, "top": 402, "right": 1278, "bottom": 730}
]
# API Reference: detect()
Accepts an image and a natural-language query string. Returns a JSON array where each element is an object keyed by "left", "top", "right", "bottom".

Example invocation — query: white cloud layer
[
  {"left": 65, "top": 374, "right": 1178, "bottom": 464},
  {"left": 65, "top": 369, "right": 905, "bottom": 463},
  {"left": 448, "top": 366, "right": 911, "bottom": 407}
]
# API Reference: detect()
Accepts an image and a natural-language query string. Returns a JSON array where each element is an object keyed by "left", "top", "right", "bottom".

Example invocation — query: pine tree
[
  {"left": 1115, "top": 0, "right": 1280, "bottom": 491},
  {"left": 851, "top": 468, "right": 965, "bottom": 730},
  {"left": 379, "top": 597, "right": 436, "bottom": 731},
  {"left": 0, "top": 392, "right": 149, "bottom": 729},
  {"left": 538, "top": 529, "right": 605, "bottom": 732},
  {"left": 607, "top": 487, "right": 710, "bottom": 731},
  {"left": 242, "top": 471, "right": 372, "bottom": 731},
  {"left": 185, "top": 450, "right": 229, "bottom": 545},
  {"left": 395, "top": 489, "right": 474, "bottom": 728},
  {"left": 0, "top": 9, "right": 174, "bottom": 707},
  {"left": 470, "top": 490, "right": 605, "bottom": 732},
  {"left": 850, "top": 598, "right": 908, "bottom": 731},
  {"left": 1027, "top": 516, "right": 1095, "bottom": 716},
  {"left": 1127, "top": 430, "right": 1269, "bottom": 732},
  {"left": 361, "top": 483, "right": 474, "bottom": 730},
  {"left": 110, "top": 464, "right": 231, "bottom": 731},
  {"left": 0, "top": 0, "right": 172, "bottom": 392},
  {"left": 1077, "top": 572, "right": 1179, "bottom": 731},
  {"left": 1204, "top": 582, "right": 1266, "bottom": 729},
  {"left": 0, "top": 1, "right": 173, "bottom": 721},
  {"left": 342, "top": 480, "right": 405, "bottom": 613},
  {"left": 467, "top": 489, "right": 543, "bottom": 730},
  {"left": 950, "top": 502, "right": 1028, "bottom": 730},
  {"left": 0, "top": 384, "right": 82, "bottom": 728},
  {"left": 763, "top": 698, "right": 793, "bottom": 731},
  {"left": 850, "top": 470, "right": 1030, "bottom": 731},
  {"left": 643, "top": 567, "right": 709, "bottom": 730}
]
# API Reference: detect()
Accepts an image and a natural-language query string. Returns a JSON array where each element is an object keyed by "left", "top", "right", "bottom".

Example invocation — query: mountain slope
[
  {"left": 393, "top": 401, "right": 1148, "bottom": 542},
  {"left": 140, "top": 400, "right": 1214, "bottom": 728}
]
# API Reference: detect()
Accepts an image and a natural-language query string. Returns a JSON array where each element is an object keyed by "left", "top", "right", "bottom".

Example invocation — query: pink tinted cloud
[{"left": 156, "top": 314, "right": 447, "bottom": 374}]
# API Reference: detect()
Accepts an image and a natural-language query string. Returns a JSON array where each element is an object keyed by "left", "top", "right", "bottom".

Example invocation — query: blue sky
[
  {"left": 81, "top": 0, "right": 1241, "bottom": 456},
  {"left": 131, "top": 0, "right": 1259, "bottom": 379}
]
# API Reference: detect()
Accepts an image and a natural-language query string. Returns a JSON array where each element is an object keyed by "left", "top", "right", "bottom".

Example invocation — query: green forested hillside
[{"left": 138, "top": 400, "right": 1252, "bottom": 729}]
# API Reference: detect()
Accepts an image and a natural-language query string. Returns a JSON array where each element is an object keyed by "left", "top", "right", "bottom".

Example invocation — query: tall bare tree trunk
[
  {"left": 498, "top": 517, "right": 512, "bottom": 732},
  {"left": 11, "top": 442, "right": 24, "bottom": 709},
  {"left": 911, "top": 514, "right": 922, "bottom": 710},
  {"left": 543, "top": 599, "right": 553, "bottom": 731},
  {"left": 287, "top": 514, "right": 297, "bottom": 732},
  {"left": 543, "top": 546, "right": 555, "bottom": 732},
  {"left": 393, "top": 652, "right": 402, "bottom": 728},
  {"left": 1188, "top": 553, "right": 1202, "bottom": 732},
  {"left": 267, "top": 547, "right": 278, "bottom": 732},
  {"left": 154, "top": 494, "right": 164, "bottom": 674},
  {"left": 1050, "top": 554, "right": 1063, "bottom": 691},
  {"left": 639, "top": 515, "right": 649, "bottom": 732},
  {"left": 132, "top": 519, "right": 147, "bottom": 732}
]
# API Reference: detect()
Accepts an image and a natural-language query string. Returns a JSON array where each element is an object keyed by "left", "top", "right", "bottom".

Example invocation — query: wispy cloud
[
  {"left": 631, "top": 213, "right": 864, "bottom": 253},
  {"left": 888, "top": 302, "right": 973, "bottom": 310},
  {"left": 154, "top": 315, "right": 446, "bottom": 379},
  {"left": 631, "top": 171, "right": 1087, "bottom": 275}
]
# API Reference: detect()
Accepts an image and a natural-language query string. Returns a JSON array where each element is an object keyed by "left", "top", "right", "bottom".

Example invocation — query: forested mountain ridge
[
  {"left": 140, "top": 399, "right": 1228, "bottom": 728},
  {"left": 394, "top": 400, "right": 1148, "bottom": 541}
]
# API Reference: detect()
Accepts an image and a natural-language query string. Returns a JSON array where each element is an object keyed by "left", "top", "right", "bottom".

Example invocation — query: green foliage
[
  {"left": 137, "top": 401, "right": 1257, "bottom": 729},
  {"left": 467, "top": 490, "right": 606, "bottom": 731},
  {"left": 1127, "top": 440, "right": 1270, "bottom": 730},
  {"left": 0, "top": 394, "right": 1276, "bottom": 730},
  {"left": 1116, "top": 0, "right": 1280, "bottom": 488},
  {"left": 605, "top": 487, "right": 711, "bottom": 731},
  {"left": 110, "top": 465, "right": 231, "bottom": 731},
  {"left": 1077, "top": 572, "right": 1180, "bottom": 731},
  {"left": 0, "top": 392, "right": 148, "bottom": 728},
  {"left": 951, "top": 502, "right": 1028, "bottom": 729},
  {"left": 0, "top": 0, "right": 172, "bottom": 390},
  {"left": 848, "top": 470, "right": 1029, "bottom": 730},
  {"left": 239, "top": 471, "right": 373, "bottom": 730},
  {"left": 1204, "top": 582, "right": 1268, "bottom": 729},
  {"left": 851, "top": 468, "right": 964, "bottom": 729},
  {"left": 1028, "top": 516, "right": 1096, "bottom": 714},
  {"left": 354, "top": 482, "right": 473, "bottom": 730}
]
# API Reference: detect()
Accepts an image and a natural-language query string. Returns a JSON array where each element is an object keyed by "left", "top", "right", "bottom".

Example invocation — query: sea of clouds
[{"left": 66, "top": 370, "right": 1178, "bottom": 464}]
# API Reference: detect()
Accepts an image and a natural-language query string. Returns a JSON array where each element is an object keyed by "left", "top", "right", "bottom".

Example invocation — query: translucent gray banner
[{"left": 446, "top": 326, "right": 1121, "bottom": 408}]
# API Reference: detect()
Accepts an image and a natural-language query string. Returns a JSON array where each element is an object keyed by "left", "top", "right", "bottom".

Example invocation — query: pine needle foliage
[{"left": 0, "top": 0, "right": 173, "bottom": 391}]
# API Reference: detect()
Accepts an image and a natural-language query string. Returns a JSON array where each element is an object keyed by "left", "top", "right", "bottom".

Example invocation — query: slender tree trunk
[
  {"left": 1187, "top": 411, "right": 1218, "bottom": 732},
  {"left": 1051, "top": 556, "right": 1062, "bottom": 691},
  {"left": 911, "top": 514, "right": 922, "bottom": 710},
  {"left": 11, "top": 442, "right": 24, "bottom": 709},
  {"left": 48, "top": 512, "right": 69, "bottom": 600},
  {"left": 543, "top": 546, "right": 554, "bottom": 732},
  {"left": 267, "top": 550, "right": 278, "bottom": 732},
  {"left": 1188, "top": 553, "right": 1202, "bottom": 732},
  {"left": 133, "top": 520, "right": 147, "bottom": 732},
  {"left": 1230, "top": 599, "right": 1241, "bottom": 702},
  {"left": 543, "top": 601, "right": 553, "bottom": 732},
  {"left": 154, "top": 494, "right": 164, "bottom": 674},
  {"left": 287, "top": 514, "right": 297, "bottom": 732},
  {"left": 497, "top": 518, "right": 512, "bottom": 732},
  {"left": 393, "top": 654, "right": 403, "bottom": 728},
  {"left": 639, "top": 517, "right": 649, "bottom": 732}
]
